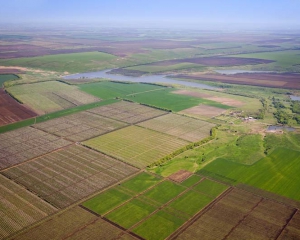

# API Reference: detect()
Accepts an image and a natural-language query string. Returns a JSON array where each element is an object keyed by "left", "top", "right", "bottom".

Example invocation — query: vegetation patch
[
  {"left": 83, "top": 126, "right": 189, "bottom": 168},
  {"left": 138, "top": 113, "right": 215, "bottom": 142},
  {"left": 132, "top": 210, "right": 186, "bottom": 240},
  {"left": 143, "top": 180, "right": 186, "bottom": 204},
  {"left": 105, "top": 199, "right": 157, "bottom": 228},
  {"left": 7, "top": 81, "right": 100, "bottom": 114},
  {"left": 193, "top": 179, "right": 229, "bottom": 198},
  {"left": 83, "top": 188, "right": 132, "bottom": 215},
  {"left": 79, "top": 81, "right": 165, "bottom": 100},
  {"left": 198, "top": 148, "right": 300, "bottom": 201}
]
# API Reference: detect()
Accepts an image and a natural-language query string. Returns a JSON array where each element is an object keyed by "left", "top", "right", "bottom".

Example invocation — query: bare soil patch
[
  {"left": 175, "top": 73, "right": 300, "bottom": 89},
  {"left": 168, "top": 170, "right": 193, "bottom": 183},
  {"left": 180, "top": 104, "right": 226, "bottom": 118}
]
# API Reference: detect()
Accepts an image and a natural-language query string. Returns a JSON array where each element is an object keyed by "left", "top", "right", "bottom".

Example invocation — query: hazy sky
[{"left": 1, "top": 0, "right": 300, "bottom": 28}]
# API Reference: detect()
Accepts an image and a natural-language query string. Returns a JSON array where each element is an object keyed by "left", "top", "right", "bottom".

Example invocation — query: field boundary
[{"left": 167, "top": 187, "right": 233, "bottom": 240}]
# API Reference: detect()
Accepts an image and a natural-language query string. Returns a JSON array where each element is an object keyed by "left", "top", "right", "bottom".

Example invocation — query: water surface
[
  {"left": 290, "top": 95, "right": 300, "bottom": 101},
  {"left": 267, "top": 125, "right": 295, "bottom": 132},
  {"left": 63, "top": 69, "right": 217, "bottom": 90},
  {"left": 215, "top": 70, "right": 274, "bottom": 75}
]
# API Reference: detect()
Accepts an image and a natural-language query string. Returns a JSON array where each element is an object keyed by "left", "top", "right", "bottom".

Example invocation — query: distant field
[
  {"left": 174, "top": 188, "right": 297, "bottom": 240},
  {"left": 88, "top": 101, "right": 167, "bottom": 124},
  {"left": 12, "top": 206, "right": 135, "bottom": 240},
  {"left": 0, "top": 88, "right": 37, "bottom": 126},
  {"left": 0, "top": 127, "right": 71, "bottom": 170},
  {"left": 0, "top": 51, "right": 118, "bottom": 73},
  {"left": 83, "top": 173, "right": 225, "bottom": 240},
  {"left": 0, "top": 175, "right": 57, "bottom": 239},
  {"left": 7, "top": 81, "right": 100, "bottom": 114},
  {"left": 0, "top": 74, "right": 19, "bottom": 86},
  {"left": 79, "top": 81, "right": 165, "bottom": 99},
  {"left": 84, "top": 126, "right": 189, "bottom": 168},
  {"left": 138, "top": 114, "right": 215, "bottom": 142},
  {"left": 3, "top": 145, "right": 138, "bottom": 208},
  {"left": 198, "top": 148, "right": 300, "bottom": 201},
  {"left": 231, "top": 50, "right": 300, "bottom": 69},
  {"left": 125, "top": 88, "right": 232, "bottom": 112},
  {"left": 34, "top": 111, "right": 127, "bottom": 142}
]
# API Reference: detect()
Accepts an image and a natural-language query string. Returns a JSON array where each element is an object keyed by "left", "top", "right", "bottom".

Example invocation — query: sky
[{"left": 1, "top": 0, "right": 300, "bottom": 29}]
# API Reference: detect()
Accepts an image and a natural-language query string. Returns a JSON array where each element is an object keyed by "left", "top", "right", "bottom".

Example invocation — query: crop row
[
  {"left": 0, "top": 175, "right": 57, "bottom": 239},
  {"left": 138, "top": 113, "right": 215, "bottom": 142},
  {"left": 88, "top": 101, "right": 166, "bottom": 124},
  {"left": 0, "top": 127, "right": 71, "bottom": 170},
  {"left": 34, "top": 111, "right": 127, "bottom": 142},
  {"left": 84, "top": 126, "right": 189, "bottom": 168},
  {"left": 2, "top": 145, "right": 139, "bottom": 208}
]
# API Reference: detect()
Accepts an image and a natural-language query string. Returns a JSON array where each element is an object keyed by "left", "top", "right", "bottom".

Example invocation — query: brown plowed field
[
  {"left": 0, "top": 88, "right": 37, "bottom": 126},
  {"left": 149, "top": 56, "right": 274, "bottom": 67},
  {"left": 180, "top": 105, "right": 226, "bottom": 118},
  {"left": 172, "top": 188, "right": 298, "bottom": 240},
  {"left": 168, "top": 170, "right": 193, "bottom": 183},
  {"left": 0, "top": 68, "right": 25, "bottom": 74},
  {"left": 175, "top": 73, "right": 300, "bottom": 89}
]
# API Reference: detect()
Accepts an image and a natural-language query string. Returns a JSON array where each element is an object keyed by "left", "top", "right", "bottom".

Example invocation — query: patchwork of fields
[
  {"left": 82, "top": 172, "right": 228, "bottom": 240},
  {"left": 0, "top": 127, "right": 71, "bottom": 170},
  {"left": 34, "top": 111, "right": 127, "bottom": 142},
  {"left": 12, "top": 206, "right": 136, "bottom": 240},
  {"left": 88, "top": 101, "right": 167, "bottom": 124},
  {"left": 0, "top": 175, "right": 57, "bottom": 239},
  {"left": 84, "top": 126, "right": 189, "bottom": 168},
  {"left": 6, "top": 81, "right": 100, "bottom": 114},
  {"left": 2, "top": 145, "right": 138, "bottom": 208},
  {"left": 138, "top": 114, "right": 215, "bottom": 142}
]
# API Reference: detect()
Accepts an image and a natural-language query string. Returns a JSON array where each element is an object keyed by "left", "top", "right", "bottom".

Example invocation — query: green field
[
  {"left": 181, "top": 175, "right": 202, "bottom": 187},
  {"left": 0, "top": 52, "right": 118, "bottom": 73},
  {"left": 79, "top": 81, "right": 165, "bottom": 99},
  {"left": 132, "top": 210, "right": 185, "bottom": 240},
  {"left": 0, "top": 74, "right": 19, "bottom": 86},
  {"left": 143, "top": 181, "right": 186, "bottom": 204},
  {"left": 105, "top": 199, "right": 156, "bottom": 228},
  {"left": 231, "top": 50, "right": 300, "bottom": 71},
  {"left": 82, "top": 188, "right": 132, "bottom": 215},
  {"left": 120, "top": 172, "right": 161, "bottom": 193},
  {"left": 7, "top": 81, "right": 100, "bottom": 114},
  {"left": 125, "top": 88, "right": 232, "bottom": 112},
  {"left": 83, "top": 126, "right": 189, "bottom": 168},
  {"left": 193, "top": 179, "right": 228, "bottom": 198},
  {"left": 167, "top": 190, "right": 212, "bottom": 216},
  {"left": 198, "top": 148, "right": 300, "bottom": 201}
]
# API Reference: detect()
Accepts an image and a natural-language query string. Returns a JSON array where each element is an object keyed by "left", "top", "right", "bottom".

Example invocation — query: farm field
[
  {"left": 83, "top": 126, "right": 189, "bottom": 168},
  {"left": 83, "top": 172, "right": 228, "bottom": 240},
  {"left": 0, "top": 51, "right": 120, "bottom": 73},
  {"left": 6, "top": 81, "right": 100, "bottom": 114},
  {"left": 137, "top": 114, "right": 215, "bottom": 142},
  {"left": 88, "top": 101, "right": 167, "bottom": 124},
  {"left": 175, "top": 72, "right": 300, "bottom": 89},
  {"left": 2, "top": 145, "right": 138, "bottom": 208},
  {"left": 0, "top": 88, "right": 37, "bottom": 126},
  {"left": 12, "top": 206, "right": 135, "bottom": 240},
  {"left": 34, "top": 111, "right": 127, "bottom": 142},
  {"left": 0, "top": 175, "right": 57, "bottom": 239},
  {"left": 79, "top": 81, "right": 166, "bottom": 100},
  {"left": 0, "top": 127, "right": 71, "bottom": 170},
  {"left": 198, "top": 147, "right": 300, "bottom": 201},
  {"left": 125, "top": 88, "right": 232, "bottom": 112},
  {"left": 172, "top": 188, "right": 297, "bottom": 240}
]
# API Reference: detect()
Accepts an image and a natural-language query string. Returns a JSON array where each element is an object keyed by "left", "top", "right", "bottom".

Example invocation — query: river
[{"left": 63, "top": 69, "right": 218, "bottom": 90}]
